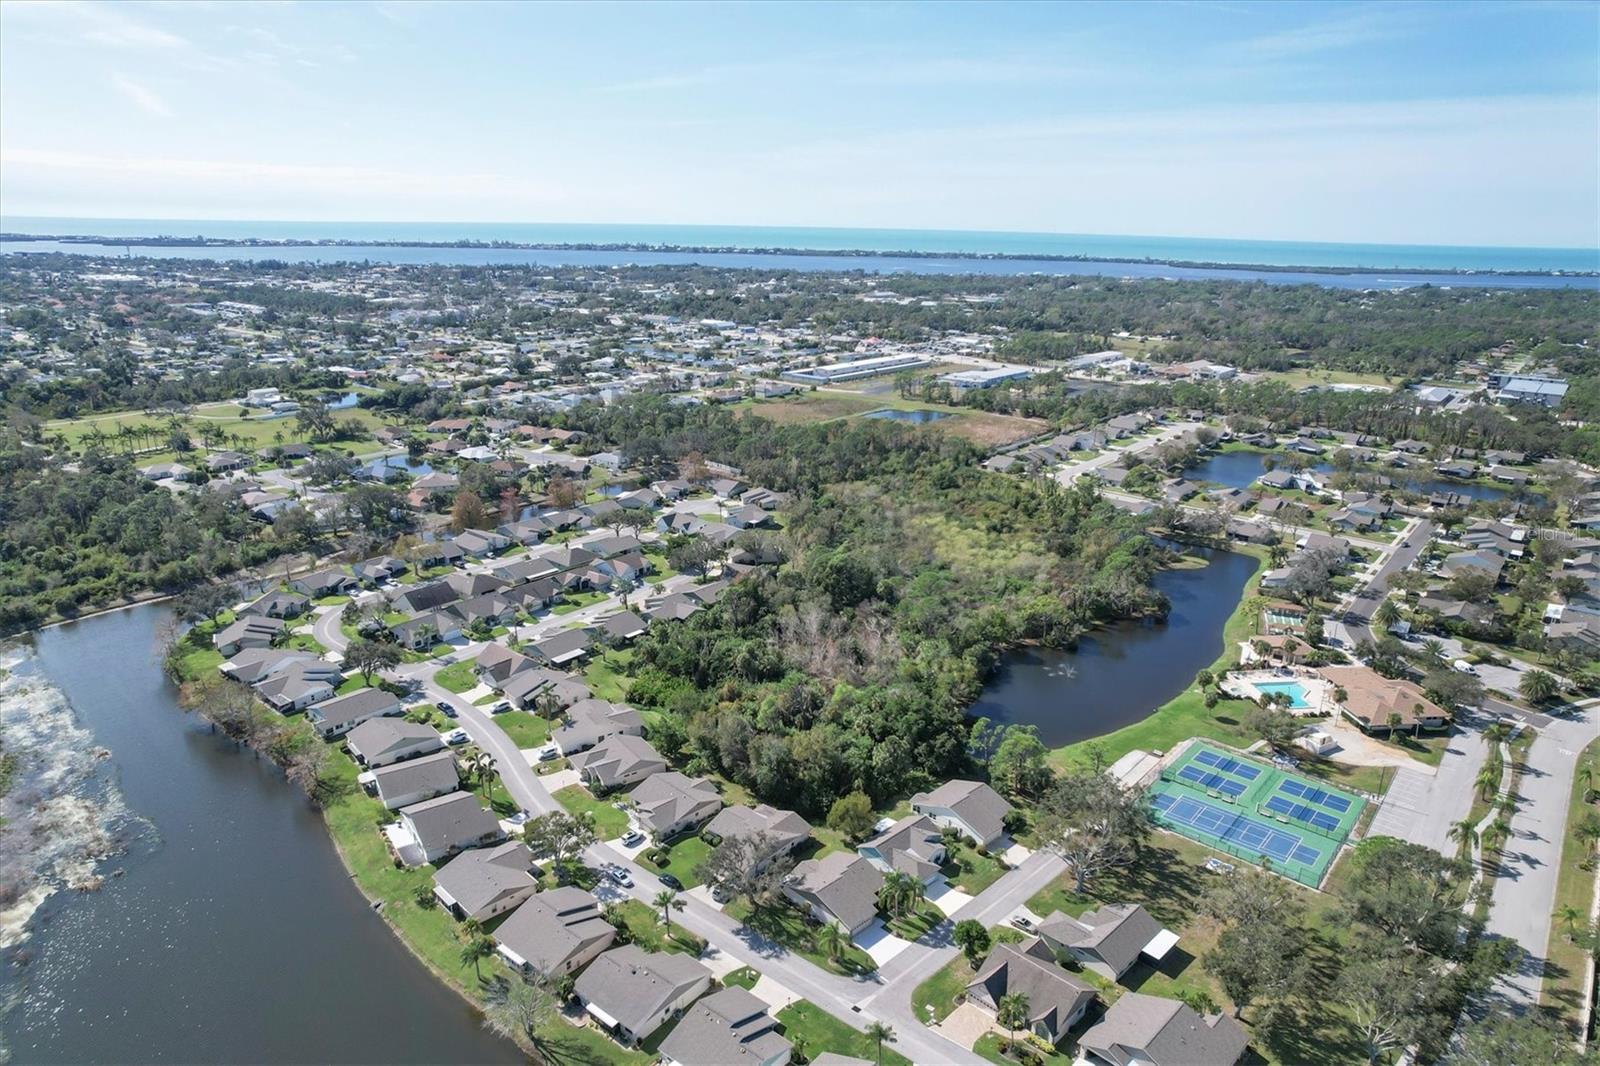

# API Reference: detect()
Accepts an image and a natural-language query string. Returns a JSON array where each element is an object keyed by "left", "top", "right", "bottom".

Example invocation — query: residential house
[
  {"left": 1440, "top": 550, "right": 1506, "bottom": 584},
  {"left": 502, "top": 668, "right": 591, "bottom": 712},
  {"left": 390, "top": 611, "right": 461, "bottom": 650},
  {"left": 307, "top": 688, "right": 403, "bottom": 739},
  {"left": 966, "top": 937, "right": 1097, "bottom": 1046},
  {"left": 495, "top": 886, "right": 616, "bottom": 979},
  {"left": 290, "top": 568, "right": 356, "bottom": 598},
  {"left": 397, "top": 791, "right": 504, "bottom": 864},
  {"left": 659, "top": 987, "right": 792, "bottom": 1066},
  {"left": 858, "top": 815, "right": 947, "bottom": 884},
  {"left": 214, "top": 616, "right": 283, "bottom": 656},
  {"left": 631, "top": 772, "right": 723, "bottom": 840},
  {"left": 553, "top": 698, "right": 644, "bottom": 755},
  {"left": 371, "top": 750, "right": 461, "bottom": 809},
  {"left": 531, "top": 628, "right": 593, "bottom": 667},
  {"left": 784, "top": 851, "right": 886, "bottom": 936},
  {"left": 453, "top": 529, "right": 512, "bottom": 558},
  {"left": 909, "top": 780, "right": 1012, "bottom": 848},
  {"left": 1078, "top": 992, "right": 1249, "bottom": 1066},
  {"left": 432, "top": 841, "right": 538, "bottom": 921},
  {"left": 598, "top": 611, "right": 649, "bottom": 642},
  {"left": 346, "top": 717, "right": 444, "bottom": 767},
  {"left": 1037, "top": 903, "right": 1173, "bottom": 981},
  {"left": 253, "top": 660, "right": 343, "bottom": 712},
  {"left": 239, "top": 589, "right": 308, "bottom": 619},
  {"left": 568, "top": 735, "right": 666, "bottom": 792},
  {"left": 703, "top": 804, "right": 812, "bottom": 866},
  {"left": 575, "top": 945, "right": 713, "bottom": 1046},
  {"left": 353, "top": 556, "right": 408, "bottom": 586}
]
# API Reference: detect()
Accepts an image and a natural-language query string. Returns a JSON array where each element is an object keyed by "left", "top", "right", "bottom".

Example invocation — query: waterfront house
[
  {"left": 783, "top": 852, "right": 885, "bottom": 937},
  {"left": 909, "top": 779, "right": 1012, "bottom": 848},
  {"left": 1078, "top": 992, "right": 1250, "bottom": 1066},
  {"left": 432, "top": 841, "right": 538, "bottom": 921},
  {"left": 239, "top": 589, "right": 308, "bottom": 619},
  {"left": 575, "top": 945, "right": 713, "bottom": 1047},
  {"left": 253, "top": 660, "right": 343, "bottom": 713},
  {"left": 371, "top": 750, "right": 460, "bottom": 809},
  {"left": 346, "top": 717, "right": 444, "bottom": 767},
  {"left": 966, "top": 937, "right": 1096, "bottom": 1046},
  {"left": 290, "top": 568, "right": 356, "bottom": 599},
  {"left": 659, "top": 987, "right": 792, "bottom": 1066},
  {"left": 495, "top": 887, "right": 615, "bottom": 979},
  {"left": 306, "top": 688, "right": 402, "bottom": 739},
  {"left": 214, "top": 615, "right": 283, "bottom": 656},
  {"left": 1037, "top": 903, "right": 1174, "bottom": 981},
  {"left": 397, "top": 791, "right": 504, "bottom": 864}
]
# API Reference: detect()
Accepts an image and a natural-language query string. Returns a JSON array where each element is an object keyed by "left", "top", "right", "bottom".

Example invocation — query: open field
[
  {"left": 47, "top": 402, "right": 397, "bottom": 458},
  {"left": 742, "top": 391, "right": 1046, "bottom": 448},
  {"left": 1258, "top": 368, "right": 1398, "bottom": 391}
]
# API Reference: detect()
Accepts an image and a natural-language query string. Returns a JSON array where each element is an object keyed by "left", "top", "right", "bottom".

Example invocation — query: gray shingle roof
[
  {"left": 494, "top": 887, "right": 615, "bottom": 976},
  {"left": 911, "top": 779, "right": 1012, "bottom": 843},
  {"left": 575, "top": 945, "right": 711, "bottom": 1036},
  {"left": 1038, "top": 902, "right": 1163, "bottom": 977},
  {"left": 658, "top": 986, "right": 791, "bottom": 1066},
  {"left": 1079, "top": 992, "right": 1249, "bottom": 1066},
  {"left": 432, "top": 842, "right": 537, "bottom": 916}
]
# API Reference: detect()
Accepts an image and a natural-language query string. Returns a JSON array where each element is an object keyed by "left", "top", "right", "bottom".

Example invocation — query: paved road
[
  {"left": 1484, "top": 704, "right": 1600, "bottom": 1009},
  {"left": 1340, "top": 518, "right": 1433, "bottom": 646},
  {"left": 1365, "top": 709, "right": 1494, "bottom": 853},
  {"left": 1051, "top": 421, "right": 1206, "bottom": 486},
  {"left": 312, "top": 604, "right": 350, "bottom": 654}
]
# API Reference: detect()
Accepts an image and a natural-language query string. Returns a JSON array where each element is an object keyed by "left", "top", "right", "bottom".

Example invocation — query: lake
[
  {"left": 357, "top": 453, "right": 434, "bottom": 480},
  {"left": 1186, "top": 450, "right": 1526, "bottom": 503},
  {"left": 863, "top": 408, "right": 950, "bottom": 424},
  {"left": 0, "top": 606, "right": 521, "bottom": 1064},
  {"left": 968, "top": 547, "right": 1259, "bottom": 748}
]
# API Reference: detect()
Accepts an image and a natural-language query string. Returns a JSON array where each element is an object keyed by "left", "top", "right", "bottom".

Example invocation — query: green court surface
[{"left": 1148, "top": 741, "right": 1366, "bottom": 887}]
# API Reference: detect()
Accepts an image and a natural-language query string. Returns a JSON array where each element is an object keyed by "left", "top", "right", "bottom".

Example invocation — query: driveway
[{"left": 1365, "top": 717, "right": 1492, "bottom": 854}]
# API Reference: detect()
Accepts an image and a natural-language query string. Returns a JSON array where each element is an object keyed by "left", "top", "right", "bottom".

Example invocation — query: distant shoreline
[{"left": 3, "top": 231, "right": 1593, "bottom": 279}]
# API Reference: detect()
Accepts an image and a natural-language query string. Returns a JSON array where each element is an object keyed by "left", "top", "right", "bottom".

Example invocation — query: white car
[
  {"left": 536, "top": 744, "right": 559, "bottom": 762},
  {"left": 606, "top": 866, "right": 633, "bottom": 888},
  {"left": 620, "top": 829, "right": 645, "bottom": 848},
  {"left": 445, "top": 729, "right": 469, "bottom": 746}
]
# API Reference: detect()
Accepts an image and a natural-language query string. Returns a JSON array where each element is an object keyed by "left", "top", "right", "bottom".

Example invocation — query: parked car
[
  {"left": 659, "top": 873, "right": 683, "bottom": 891},
  {"left": 606, "top": 866, "right": 633, "bottom": 888},
  {"left": 489, "top": 700, "right": 511, "bottom": 714},
  {"left": 507, "top": 811, "right": 530, "bottom": 827},
  {"left": 1009, "top": 914, "right": 1035, "bottom": 932},
  {"left": 620, "top": 829, "right": 645, "bottom": 847},
  {"left": 536, "top": 744, "right": 559, "bottom": 762},
  {"left": 710, "top": 884, "right": 731, "bottom": 903},
  {"left": 445, "top": 729, "right": 469, "bottom": 746},
  {"left": 435, "top": 700, "right": 457, "bottom": 718}
]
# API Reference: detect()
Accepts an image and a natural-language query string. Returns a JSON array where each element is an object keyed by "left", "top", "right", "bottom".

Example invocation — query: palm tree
[
  {"left": 817, "top": 921, "right": 845, "bottom": 964},
  {"left": 1483, "top": 817, "right": 1512, "bottom": 857},
  {"left": 1559, "top": 904, "right": 1584, "bottom": 941},
  {"left": 1373, "top": 597, "right": 1400, "bottom": 630},
  {"left": 1420, "top": 638, "right": 1447, "bottom": 665},
  {"left": 1520, "top": 669, "right": 1560, "bottom": 705},
  {"left": 653, "top": 889, "right": 684, "bottom": 937},
  {"left": 1476, "top": 761, "right": 1502, "bottom": 802},
  {"left": 996, "top": 991, "right": 1031, "bottom": 1054},
  {"left": 864, "top": 1021, "right": 896, "bottom": 1066},
  {"left": 1446, "top": 818, "right": 1479, "bottom": 857},
  {"left": 459, "top": 933, "right": 494, "bottom": 981},
  {"left": 1579, "top": 765, "right": 1594, "bottom": 805}
]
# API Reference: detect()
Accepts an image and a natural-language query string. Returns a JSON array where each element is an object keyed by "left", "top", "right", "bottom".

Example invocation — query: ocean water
[{"left": 3, "top": 215, "right": 1596, "bottom": 274}]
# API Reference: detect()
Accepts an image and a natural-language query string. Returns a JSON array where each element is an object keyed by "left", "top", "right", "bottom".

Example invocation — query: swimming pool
[{"left": 1255, "top": 681, "right": 1312, "bottom": 709}]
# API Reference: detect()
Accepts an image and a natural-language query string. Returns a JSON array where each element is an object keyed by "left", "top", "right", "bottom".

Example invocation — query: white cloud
[
  {"left": 1234, "top": 8, "right": 1415, "bottom": 59},
  {"left": 5, "top": 0, "right": 189, "bottom": 49},
  {"left": 109, "top": 73, "right": 172, "bottom": 118}
]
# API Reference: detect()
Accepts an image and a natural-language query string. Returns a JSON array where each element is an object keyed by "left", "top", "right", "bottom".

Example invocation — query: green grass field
[
  {"left": 553, "top": 784, "right": 631, "bottom": 839},
  {"left": 776, "top": 1001, "right": 910, "bottom": 1066}
]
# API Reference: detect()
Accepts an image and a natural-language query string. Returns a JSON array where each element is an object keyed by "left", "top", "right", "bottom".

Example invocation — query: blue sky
[{"left": 1, "top": 1, "right": 1596, "bottom": 248}]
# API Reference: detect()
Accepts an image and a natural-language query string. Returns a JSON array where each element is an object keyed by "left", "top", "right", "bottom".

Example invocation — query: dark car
[
  {"left": 436, "top": 700, "right": 458, "bottom": 719},
  {"left": 659, "top": 873, "right": 684, "bottom": 891}
]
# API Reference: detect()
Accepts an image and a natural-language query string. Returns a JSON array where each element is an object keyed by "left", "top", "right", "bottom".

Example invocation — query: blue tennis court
[
  {"left": 1278, "top": 778, "right": 1352, "bottom": 813},
  {"left": 1151, "top": 792, "right": 1325, "bottom": 867},
  {"left": 1263, "top": 794, "right": 1343, "bottom": 834},
  {"left": 1177, "top": 764, "right": 1248, "bottom": 796},
  {"left": 1194, "top": 748, "right": 1262, "bottom": 780}
]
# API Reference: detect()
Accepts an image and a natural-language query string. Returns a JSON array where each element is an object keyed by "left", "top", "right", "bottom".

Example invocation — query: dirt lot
[{"left": 741, "top": 392, "right": 1046, "bottom": 448}]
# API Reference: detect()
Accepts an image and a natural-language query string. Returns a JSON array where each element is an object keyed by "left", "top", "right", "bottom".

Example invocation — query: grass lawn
[
  {"left": 553, "top": 784, "right": 631, "bottom": 839},
  {"left": 776, "top": 1001, "right": 910, "bottom": 1066},
  {"left": 911, "top": 954, "right": 974, "bottom": 1023},
  {"left": 334, "top": 674, "right": 373, "bottom": 695},
  {"left": 608, "top": 899, "right": 706, "bottom": 955},
  {"left": 724, "top": 965, "right": 759, "bottom": 990},
  {"left": 725, "top": 899, "right": 877, "bottom": 976},
  {"left": 886, "top": 902, "right": 946, "bottom": 941},
  {"left": 1541, "top": 735, "right": 1600, "bottom": 1031},
  {"left": 643, "top": 834, "right": 713, "bottom": 889},
  {"left": 171, "top": 630, "right": 225, "bottom": 679},
  {"left": 553, "top": 590, "right": 609, "bottom": 615},
  {"left": 974, "top": 1032, "right": 1072, "bottom": 1065},
  {"left": 1260, "top": 368, "right": 1397, "bottom": 390},
  {"left": 584, "top": 650, "right": 635, "bottom": 702},
  {"left": 434, "top": 660, "right": 478, "bottom": 693},
  {"left": 942, "top": 839, "right": 1007, "bottom": 895},
  {"left": 495, "top": 711, "right": 552, "bottom": 749},
  {"left": 642, "top": 551, "right": 679, "bottom": 580}
]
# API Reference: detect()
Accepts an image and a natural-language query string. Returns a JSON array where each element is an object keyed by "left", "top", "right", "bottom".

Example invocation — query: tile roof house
[
  {"left": 553, "top": 698, "right": 644, "bottom": 755},
  {"left": 397, "top": 791, "right": 504, "bottom": 865},
  {"left": 575, "top": 945, "right": 713, "bottom": 1046},
  {"left": 858, "top": 814, "right": 947, "bottom": 884},
  {"left": 371, "top": 750, "right": 461, "bottom": 809},
  {"left": 568, "top": 735, "right": 666, "bottom": 792},
  {"left": 431, "top": 841, "right": 539, "bottom": 921},
  {"left": 1078, "top": 992, "right": 1249, "bottom": 1066},
  {"left": 631, "top": 772, "right": 723, "bottom": 840},
  {"left": 306, "top": 688, "right": 403, "bottom": 739},
  {"left": 346, "top": 717, "right": 444, "bottom": 767},
  {"left": 1037, "top": 903, "right": 1173, "bottom": 980},
  {"left": 910, "top": 779, "right": 1012, "bottom": 848},
  {"left": 494, "top": 887, "right": 615, "bottom": 979},
  {"left": 966, "top": 937, "right": 1097, "bottom": 1046},
  {"left": 1319, "top": 665, "right": 1451, "bottom": 734},
  {"left": 784, "top": 852, "right": 885, "bottom": 936},
  {"left": 659, "top": 986, "right": 792, "bottom": 1066}
]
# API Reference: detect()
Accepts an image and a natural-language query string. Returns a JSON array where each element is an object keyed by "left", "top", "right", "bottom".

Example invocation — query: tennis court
[{"left": 1150, "top": 741, "right": 1366, "bottom": 887}]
